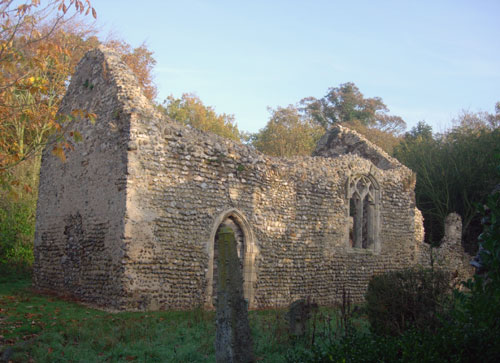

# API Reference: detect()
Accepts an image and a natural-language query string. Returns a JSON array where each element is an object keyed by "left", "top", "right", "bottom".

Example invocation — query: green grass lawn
[{"left": 0, "top": 273, "right": 367, "bottom": 362}]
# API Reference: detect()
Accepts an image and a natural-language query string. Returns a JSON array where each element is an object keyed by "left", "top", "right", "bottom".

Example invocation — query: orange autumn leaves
[
  {"left": 0, "top": 1, "right": 156, "bottom": 178},
  {"left": 0, "top": 1, "right": 95, "bottom": 173}
]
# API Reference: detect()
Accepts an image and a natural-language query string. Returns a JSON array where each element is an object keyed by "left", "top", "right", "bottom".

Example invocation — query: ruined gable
[
  {"left": 33, "top": 47, "right": 155, "bottom": 309},
  {"left": 313, "top": 125, "right": 401, "bottom": 170},
  {"left": 33, "top": 48, "right": 472, "bottom": 311}
]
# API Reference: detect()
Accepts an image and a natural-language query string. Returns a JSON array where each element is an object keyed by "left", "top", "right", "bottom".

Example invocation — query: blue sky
[{"left": 92, "top": 0, "right": 500, "bottom": 133}]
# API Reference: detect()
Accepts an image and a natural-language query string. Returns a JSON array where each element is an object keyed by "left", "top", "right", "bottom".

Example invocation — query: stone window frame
[
  {"left": 345, "top": 174, "right": 381, "bottom": 253},
  {"left": 205, "top": 208, "right": 258, "bottom": 309}
]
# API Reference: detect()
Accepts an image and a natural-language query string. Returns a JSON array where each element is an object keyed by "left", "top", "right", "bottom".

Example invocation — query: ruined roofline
[
  {"left": 67, "top": 46, "right": 165, "bottom": 123},
  {"left": 313, "top": 124, "right": 404, "bottom": 171},
  {"left": 77, "top": 48, "right": 403, "bottom": 173},
  {"left": 65, "top": 49, "right": 334, "bottom": 177}
]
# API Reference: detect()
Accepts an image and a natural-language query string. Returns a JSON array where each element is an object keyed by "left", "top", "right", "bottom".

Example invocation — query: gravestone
[
  {"left": 214, "top": 226, "right": 254, "bottom": 363},
  {"left": 286, "top": 298, "right": 318, "bottom": 337}
]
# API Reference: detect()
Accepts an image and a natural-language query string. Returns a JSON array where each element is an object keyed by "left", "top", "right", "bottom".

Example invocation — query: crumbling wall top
[
  {"left": 59, "top": 46, "right": 164, "bottom": 125},
  {"left": 313, "top": 124, "right": 402, "bottom": 170}
]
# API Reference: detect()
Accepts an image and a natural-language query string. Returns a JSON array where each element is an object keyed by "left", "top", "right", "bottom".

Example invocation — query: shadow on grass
[{"left": 0, "top": 271, "right": 367, "bottom": 362}]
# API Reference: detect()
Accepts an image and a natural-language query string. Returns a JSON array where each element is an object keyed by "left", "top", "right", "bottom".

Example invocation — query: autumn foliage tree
[
  {"left": 0, "top": 0, "right": 158, "bottom": 269},
  {"left": 299, "top": 83, "right": 405, "bottom": 154},
  {"left": 0, "top": 0, "right": 98, "bottom": 269},
  {"left": 159, "top": 93, "right": 241, "bottom": 142},
  {"left": 105, "top": 39, "right": 157, "bottom": 100},
  {"left": 0, "top": 1, "right": 97, "bottom": 175},
  {"left": 252, "top": 83, "right": 404, "bottom": 157},
  {"left": 0, "top": 1, "right": 158, "bottom": 180},
  {"left": 251, "top": 105, "right": 324, "bottom": 157}
]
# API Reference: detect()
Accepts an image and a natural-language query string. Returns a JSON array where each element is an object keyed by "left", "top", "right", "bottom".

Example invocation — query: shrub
[
  {"left": 365, "top": 267, "right": 451, "bottom": 336},
  {"left": 0, "top": 199, "right": 35, "bottom": 270},
  {"left": 447, "top": 185, "right": 500, "bottom": 361},
  {"left": 293, "top": 162, "right": 500, "bottom": 362},
  {"left": 0, "top": 159, "right": 38, "bottom": 271}
]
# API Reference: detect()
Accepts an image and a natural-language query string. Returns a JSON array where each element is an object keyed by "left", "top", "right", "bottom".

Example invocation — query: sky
[{"left": 90, "top": 0, "right": 500, "bottom": 134}]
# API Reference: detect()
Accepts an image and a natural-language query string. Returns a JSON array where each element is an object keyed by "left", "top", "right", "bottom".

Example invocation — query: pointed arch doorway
[{"left": 206, "top": 209, "right": 257, "bottom": 309}]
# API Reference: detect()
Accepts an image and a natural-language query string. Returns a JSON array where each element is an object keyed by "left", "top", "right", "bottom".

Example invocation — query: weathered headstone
[
  {"left": 214, "top": 226, "right": 254, "bottom": 363},
  {"left": 286, "top": 298, "right": 318, "bottom": 338}
]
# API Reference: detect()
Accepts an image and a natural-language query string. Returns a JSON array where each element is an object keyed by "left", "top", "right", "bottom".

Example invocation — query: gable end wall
[{"left": 33, "top": 49, "right": 135, "bottom": 308}]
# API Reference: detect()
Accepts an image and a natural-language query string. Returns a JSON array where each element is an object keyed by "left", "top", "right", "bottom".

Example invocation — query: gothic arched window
[{"left": 347, "top": 175, "right": 380, "bottom": 251}]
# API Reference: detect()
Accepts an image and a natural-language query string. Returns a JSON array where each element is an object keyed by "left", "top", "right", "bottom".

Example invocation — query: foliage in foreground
[
  {"left": 0, "top": 0, "right": 157, "bottom": 179},
  {"left": 365, "top": 267, "right": 451, "bottom": 336},
  {"left": 0, "top": 159, "right": 39, "bottom": 271},
  {"left": 448, "top": 184, "right": 500, "bottom": 361},
  {"left": 294, "top": 182, "right": 500, "bottom": 363},
  {"left": 0, "top": 275, "right": 366, "bottom": 362}
]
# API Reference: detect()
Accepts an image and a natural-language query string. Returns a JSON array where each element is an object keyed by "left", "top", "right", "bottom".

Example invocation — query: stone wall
[
  {"left": 33, "top": 48, "right": 146, "bottom": 308},
  {"left": 418, "top": 213, "right": 475, "bottom": 284},
  {"left": 33, "top": 47, "right": 472, "bottom": 311},
  {"left": 121, "top": 104, "right": 425, "bottom": 309}
]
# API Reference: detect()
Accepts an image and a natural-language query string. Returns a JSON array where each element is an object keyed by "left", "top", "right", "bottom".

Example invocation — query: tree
[
  {"left": 0, "top": 1, "right": 158, "bottom": 179},
  {"left": 0, "top": 1, "right": 158, "bottom": 268},
  {"left": 393, "top": 122, "right": 445, "bottom": 243},
  {"left": 488, "top": 101, "right": 500, "bottom": 128},
  {"left": 105, "top": 39, "right": 157, "bottom": 101},
  {"left": 300, "top": 82, "right": 406, "bottom": 135},
  {"left": 159, "top": 93, "right": 241, "bottom": 142},
  {"left": 250, "top": 83, "right": 404, "bottom": 157},
  {"left": 393, "top": 112, "right": 500, "bottom": 251},
  {"left": 251, "top": 105, "right": 324, "bottom": 157},
  {"left": 0, "top": 1, "right": 97, "bottom": 175},
  {"left": 342, "top": 120, "right": 402, "bottom": 155}
]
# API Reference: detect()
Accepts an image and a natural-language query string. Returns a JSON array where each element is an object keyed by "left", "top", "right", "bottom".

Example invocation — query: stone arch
[
  {"left": 206, "top": 208, "right": 258, "bottom": 309},
  {"left": 346, "top": 174, "right": 381, "bottom": 252}
]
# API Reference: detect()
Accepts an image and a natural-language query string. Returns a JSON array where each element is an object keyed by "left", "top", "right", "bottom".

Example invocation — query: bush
[
  {"left": 365, "top": 267, "right": 451, "bottom": 336},
  {"left": 290, "top": 325, "right": 480, "bottom": 363},
  {"left": 0, "top": 199, "right": 36, "bottom": 270},
  {"left": 293, "top": 162, "right": 500, "bottom": 362},
  {"left": 0, "top": 159, "right": 39, "bottom": 271},
  {"left": 447, "top": 185, "right": 500, "bottom": 361}
]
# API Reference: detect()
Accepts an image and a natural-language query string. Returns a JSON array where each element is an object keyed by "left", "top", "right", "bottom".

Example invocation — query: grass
[
  {"left": 0, "top": 276, "right": 214, "bottom": 362},
  {"left": 0, "top": 271, "right": 369, "bottom": 362}
]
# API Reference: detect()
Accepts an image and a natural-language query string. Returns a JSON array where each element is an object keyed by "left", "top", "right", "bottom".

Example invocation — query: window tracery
[{"left": 347, "top": 175, "right": 380, "bottom": 251}]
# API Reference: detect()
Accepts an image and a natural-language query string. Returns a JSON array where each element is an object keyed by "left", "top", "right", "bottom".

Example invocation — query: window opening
[{"left": 347, "top": 175, "right": 380, "bottom": 251}]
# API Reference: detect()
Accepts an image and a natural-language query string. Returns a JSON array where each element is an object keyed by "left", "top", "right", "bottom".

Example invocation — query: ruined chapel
[{"left": 33, "top": 48, "right": 472, "bottom": 311}]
